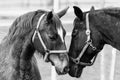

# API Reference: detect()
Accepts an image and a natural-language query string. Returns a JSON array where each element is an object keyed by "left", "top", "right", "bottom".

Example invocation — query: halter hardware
[
  {"left": 32, "top": 13, "right": 67, "bottom": 62},
  {"left": 70, "top": 13, "right": 98, "bottom": 66}
]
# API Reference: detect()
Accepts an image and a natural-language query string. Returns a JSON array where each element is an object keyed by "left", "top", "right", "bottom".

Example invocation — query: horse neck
[
  {"left": 4, "top": 36, "right": 39, "bottom": 79},
  {"left": 91, "top": 11, "right": 120, "bottom": 50},
  {"left": 11, "top": 41, "right": 41, "bottom": 79}
]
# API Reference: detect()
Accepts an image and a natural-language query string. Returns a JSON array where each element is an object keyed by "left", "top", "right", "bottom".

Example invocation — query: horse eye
[
  {"left": 72, "top": 29, "right": 78, "bottom": 37},
  {"left": 49, "top": 34, "right": 58, "bottom": 40}
]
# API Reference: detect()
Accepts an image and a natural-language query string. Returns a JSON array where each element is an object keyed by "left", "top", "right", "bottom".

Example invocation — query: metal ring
[
  {"left": 86, "top": 39, "right": 92, "bottom": 44},
  {"left": 86, "top": 30, "right": 90, "bottom": 35},
  {"left": 92, "top": 47, "right": 96, "bottom": 50},
  {"left": 45, "top": 49, "right": 50, "bottom": 53},
  {"left": 75, "top": 59, "right": 80, "bottom": 64}
]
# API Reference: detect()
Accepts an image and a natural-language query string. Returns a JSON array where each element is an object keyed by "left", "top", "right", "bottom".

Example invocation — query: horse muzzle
[
  {"left": 68, "top": 64, "right": 84, "bottom": 78},
  {"left": 55, "top": 65, "right": 69, "bottom": 75}
]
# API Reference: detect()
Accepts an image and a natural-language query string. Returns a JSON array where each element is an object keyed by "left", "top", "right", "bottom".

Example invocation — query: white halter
[{"left": 32, "top": 13, "right": 68, "bottom": 62}]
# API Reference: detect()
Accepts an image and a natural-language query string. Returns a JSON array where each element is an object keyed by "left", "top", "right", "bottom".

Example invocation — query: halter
[
  {"left": 32, "top": 13, "right": 67, "bottom": 62},
  {"left": 71, "top": 13, "right": 98, "bottom": 66}
]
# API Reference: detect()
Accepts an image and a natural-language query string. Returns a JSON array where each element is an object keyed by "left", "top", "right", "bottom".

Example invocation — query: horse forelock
[{"left": 52, "top": 14, "right": 65, "bottom": 42}]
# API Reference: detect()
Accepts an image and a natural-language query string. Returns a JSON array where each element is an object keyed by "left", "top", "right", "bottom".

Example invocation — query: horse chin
[
  {"left": 55, "top": 67, "right": 67, "bottom": 75},
  {"left": 69, "top": 70, "right": 82, "bottom": 78},
  {"left": 68, "top": 64, "right": 84, "bottom": 78}
]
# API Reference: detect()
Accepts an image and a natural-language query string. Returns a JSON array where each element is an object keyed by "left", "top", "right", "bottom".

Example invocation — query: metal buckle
[
  {"left": 44, "top": 49, "right": 50, "bottom": 62},
  {"left": 86, "top": 30, "right": 90, "bottom": 35},
  {"left": 86, "top": 39, "right": 96, "bottom": 51},
  {"left": 70, "top": 57, "right": 80, "bottom": 64}
]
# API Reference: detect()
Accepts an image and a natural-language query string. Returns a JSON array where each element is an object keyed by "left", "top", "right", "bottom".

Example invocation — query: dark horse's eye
[{"left": 72, "top": 29, "right": 78, "bottom": 37}]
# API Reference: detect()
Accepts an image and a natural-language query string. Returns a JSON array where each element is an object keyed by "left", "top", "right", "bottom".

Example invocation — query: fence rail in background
[
  {"left": 101, "top": 48, "right": 116, "bottom": 80},
  {"left": 110, "top": 49, "right": 116, "bottom": 80}
]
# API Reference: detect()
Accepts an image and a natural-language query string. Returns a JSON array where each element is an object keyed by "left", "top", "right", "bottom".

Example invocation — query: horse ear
[
  {"left": 57, "top": 6, "right": 69, "bottom": 18},
  {"left": 73, "top": 6, "right": 83, "bottom": 21},
  {"left": 47, "top": 11, "right": 53, "bottom": 21},
  {"left": 90, "top": 6, "right": 95, "bottom": 12}
]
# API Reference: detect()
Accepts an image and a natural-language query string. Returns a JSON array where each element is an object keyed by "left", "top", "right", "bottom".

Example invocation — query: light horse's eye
[{"left": 49, "top": 34, "right": 58, "bottom": 41}]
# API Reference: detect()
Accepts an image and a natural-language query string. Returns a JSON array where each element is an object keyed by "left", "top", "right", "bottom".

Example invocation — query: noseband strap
[
  {"left": 32, "top": 13, "right": 67, "bottom": 62},
  {"left": 71, "top": 13, "right": 98, "bottom": 66}
]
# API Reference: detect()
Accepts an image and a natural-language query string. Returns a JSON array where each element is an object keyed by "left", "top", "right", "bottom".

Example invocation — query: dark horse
[
  {"left": 68, "top": 6, "right": 120, "bottom": 78},
  {"left": 0, "top": 7, "right": 69, "bottom": 80}
]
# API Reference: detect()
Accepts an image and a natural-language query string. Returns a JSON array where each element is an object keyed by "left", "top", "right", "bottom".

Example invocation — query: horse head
[
  {"left": 0, "top": 7, "right": 69, "bottom": 80},
  {"left": 68, "top": 6, "right": 105, "bottom": 77},
  {"left": 32, "top": 7, "right": 69, "bottom": 75}
]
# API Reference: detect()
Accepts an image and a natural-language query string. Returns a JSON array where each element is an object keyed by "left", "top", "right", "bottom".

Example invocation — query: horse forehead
[{"left": 57, "top": 27, "right": 64, "bottom": 42}]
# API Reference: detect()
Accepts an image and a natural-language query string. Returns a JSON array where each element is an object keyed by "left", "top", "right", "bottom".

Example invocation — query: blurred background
[{"left": 0, "top": 0, "right": 120, "bottom": 80}]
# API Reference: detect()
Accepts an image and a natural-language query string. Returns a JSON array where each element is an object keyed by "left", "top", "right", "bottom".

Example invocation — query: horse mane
[
  {"left": 5, "top": 10, "right": 47, "bottom": 44},
  {"left": 4, "top": 9, "right": 61, "bottom": 44},
  {"left": 87, "top": 7, "right": 120, "bottom": 19},
  {"left": 102, "top": 7, "right": 120, "bottom": 18},
  {"left": 0, "top": 9, "right": 47, "bottom": 79}
]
